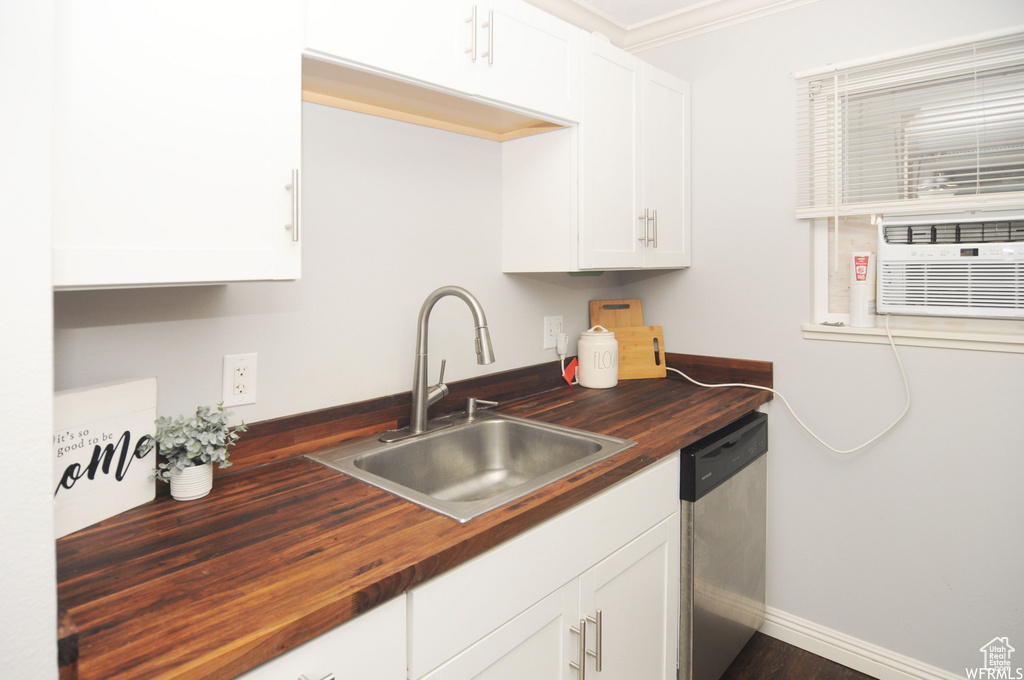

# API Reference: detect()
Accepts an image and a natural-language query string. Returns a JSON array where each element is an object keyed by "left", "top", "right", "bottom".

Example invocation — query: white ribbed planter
[{"left": 169, "top": 463, "right": 213, "bottom": 501}]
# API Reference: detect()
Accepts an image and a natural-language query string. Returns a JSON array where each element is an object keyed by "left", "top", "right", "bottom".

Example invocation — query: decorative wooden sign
[{"left": 53, "top": 378, "right": 157, "bottom": 538}]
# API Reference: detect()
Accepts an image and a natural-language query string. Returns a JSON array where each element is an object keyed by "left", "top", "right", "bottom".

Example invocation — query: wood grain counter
[{"left": 56, "top": 354, "right": 771, "bottom": 680}]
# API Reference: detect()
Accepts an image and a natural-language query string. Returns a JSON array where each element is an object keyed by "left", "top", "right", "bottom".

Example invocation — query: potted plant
[{"left": 152, "top": 404, "right": 247, "bottom": 501}]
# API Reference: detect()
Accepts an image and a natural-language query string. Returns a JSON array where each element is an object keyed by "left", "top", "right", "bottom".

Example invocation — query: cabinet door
[
  {"left": 641, "top": 65, "right": 691, "bottom": 268},
  {"left": 422, "top": 580, "right": 580, "bottom": 680},
  {"left": 461, "top": 0, "right": 580, "bottom": 122},
  {"left": 52, "top": 0, "right": 302, "bottom": 289},
  {"left": 580, "top": 513, "right": 680, "bottom": 680},
  {"left": 233, "top": 596, "right": 406, "bottom": 680},
  {"left": 305, "top": 0, "right": 461, "bottom": 91},
  {"left": 577, "top": 36, "right": 644, "bottom": 270}
]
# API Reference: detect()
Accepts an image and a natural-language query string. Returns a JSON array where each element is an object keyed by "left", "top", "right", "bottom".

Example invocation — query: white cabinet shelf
[{"left": 52, "top": 0, "right": 303, "bottom": 289}]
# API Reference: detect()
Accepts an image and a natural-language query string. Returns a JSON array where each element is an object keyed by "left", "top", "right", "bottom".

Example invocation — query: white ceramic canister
[{"left": 577, "top": 325, "right": 618, "bottom": 389}]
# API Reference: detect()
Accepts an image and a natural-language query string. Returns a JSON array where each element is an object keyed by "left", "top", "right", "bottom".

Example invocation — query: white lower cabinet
[
  {"left": 232, "top": 595, "right": 406, "bottom": 680},
  {"left": 409, "top": 453, "right": 680, "bottom": 680},
  {"left": 581, "top": 517, "right": 679, "bottom": 679},
  {"left": 421, "top": 516, "right": 678, "bottom": 680},
  {"left": 421, "top": 580, "right": 580, "bottom": 679}
]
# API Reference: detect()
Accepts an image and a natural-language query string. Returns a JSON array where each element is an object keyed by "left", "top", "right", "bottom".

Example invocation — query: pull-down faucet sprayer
[{"left": 380, "top": 286, "right": 495, "bottom": 443}]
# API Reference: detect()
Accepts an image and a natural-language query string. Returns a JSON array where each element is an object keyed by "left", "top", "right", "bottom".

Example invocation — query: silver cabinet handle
[
  {"left": 285, "top": 169, "right": 300, "bottom": 242},
  {"left": 464, "top": 5, "right": 477, "bottom": 61},
  {"left": 481, "top": 9, "right": 494, "bottom": 65},
  {"left": 651, "top": 209, "right": 658, "bottom": 248},
  {"left": 586, "top": 610, "right": 603, "bottom": 671},
  {"left": 638, "top": 209, "right": 653, "bottom": 245},
  {"left": 297, "top": 675, "right": 334, "bottom": 680},
  {"left": 569, "top": 618, "right": 587, "bottom": 679}
]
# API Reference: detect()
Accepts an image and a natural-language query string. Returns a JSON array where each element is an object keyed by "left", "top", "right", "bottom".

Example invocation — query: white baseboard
[{"left": 760, "top": 607, "right": 963, "bottom": 680}]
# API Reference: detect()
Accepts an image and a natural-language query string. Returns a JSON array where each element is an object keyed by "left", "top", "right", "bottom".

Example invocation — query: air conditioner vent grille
[
  {"left": 879, "top": 261, "right": 1024, "bottom": 310},
  {"left": 883, "top": 220, "right": 1024, "bottom": 244}
]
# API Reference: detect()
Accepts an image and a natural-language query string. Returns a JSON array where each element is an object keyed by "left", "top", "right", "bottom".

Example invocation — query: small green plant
[{"left": 151, "top": 404, "right": 247, "bottom": 481}]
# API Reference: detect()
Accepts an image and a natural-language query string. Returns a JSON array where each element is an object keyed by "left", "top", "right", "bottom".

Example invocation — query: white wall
[
  {"left": 0, "top": 0, "right": 57, "bottom": 676},
  {"left": 55, "top": 103, "right": 622, "bottom": 423},
  {"left": 626, "top": 0, "right": 1024, "bottom": 675}
]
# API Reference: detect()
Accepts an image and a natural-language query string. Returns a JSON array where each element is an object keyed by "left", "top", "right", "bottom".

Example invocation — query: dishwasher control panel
[{"left": 680, "top": 410, "right": 768, "bottom": 502}]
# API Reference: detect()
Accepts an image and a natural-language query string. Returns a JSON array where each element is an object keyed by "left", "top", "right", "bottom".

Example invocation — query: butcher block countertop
[{"left": 56, "top": 354, "right": 772, "bottom": 680}]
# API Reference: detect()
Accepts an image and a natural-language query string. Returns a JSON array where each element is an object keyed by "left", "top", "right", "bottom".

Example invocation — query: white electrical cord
[{"left": 667, "top": 314, "right": 911, "bottom": 455}]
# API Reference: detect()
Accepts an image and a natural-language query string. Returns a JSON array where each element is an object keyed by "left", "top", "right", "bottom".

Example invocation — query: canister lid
[{"left": 581, "top": 325, "right": 615, "bottom": 337}]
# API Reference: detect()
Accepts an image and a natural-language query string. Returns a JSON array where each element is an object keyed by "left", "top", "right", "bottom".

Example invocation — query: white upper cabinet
[
  {"left": 304, "top": 0, "right": 580, "bottom": 124},
  {"left": 458, "top": 0, "right": 580, "bottom": 122},
  {"left": 52, "top": 0, "right": 303, "bottom": 289},
  {"left": 577, "top": 38, "right": 644, "bottom": 269},
  {"left": 639, "top": 64, "right": 691, "bottom": 268},
  {"left": 579, "top": 36, "right": 690, "bottom": 270},
  {"left": 502, "top": 35, "right": 690, "bottom": 272},
  {"left": 305, "top": 0, "right": 462, "bottom": 92}
]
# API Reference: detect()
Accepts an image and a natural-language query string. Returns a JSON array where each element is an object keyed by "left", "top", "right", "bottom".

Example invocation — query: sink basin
[{"left": 306, "top": 411, "right": 635, "bottom": 522}]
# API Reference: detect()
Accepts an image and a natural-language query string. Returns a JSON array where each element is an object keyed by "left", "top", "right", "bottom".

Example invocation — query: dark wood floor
[{"left": 719, "top": 633, "right": 879, "bottom": 680}]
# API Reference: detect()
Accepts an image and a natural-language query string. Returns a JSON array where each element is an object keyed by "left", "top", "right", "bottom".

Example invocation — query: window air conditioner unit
[{"left": 877, "top": 211, "right": 1024, "bottom": 319}]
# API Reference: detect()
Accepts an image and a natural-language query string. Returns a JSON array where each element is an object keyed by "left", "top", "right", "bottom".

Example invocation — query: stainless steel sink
[{"left": 306, "top": 411, "right": 635, "bottom": 522}]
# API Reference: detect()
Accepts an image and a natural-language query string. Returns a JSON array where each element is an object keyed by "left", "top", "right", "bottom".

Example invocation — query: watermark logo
[{"left": 967, "top": 637, "right": 1023, "bottom": 679}]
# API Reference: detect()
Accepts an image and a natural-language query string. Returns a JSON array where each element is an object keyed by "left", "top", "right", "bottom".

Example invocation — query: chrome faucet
[{"left": 381, "top": 286, "right": 495, "bottom": 442}]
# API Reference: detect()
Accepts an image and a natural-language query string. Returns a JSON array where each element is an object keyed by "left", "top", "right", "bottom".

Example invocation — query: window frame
[{"left": 798, "top": 27, "right": 1024, "bottom": 352}]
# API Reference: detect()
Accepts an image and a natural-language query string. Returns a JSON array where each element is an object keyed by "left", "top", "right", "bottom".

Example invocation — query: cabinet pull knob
[
  {"left": 481, "top": 10, "right": 494, "bottom": 65},
  {"left": 569, "top": 618, "right": 587, "bottom": 679},
  {"left": 586, "top": 610, "right": 603, "bottom": 671},
  {"left": 465, "top": 6, "right": 477, "bottom": 61},
  {"left": 285, "top": 169, "right": 300, "bottom": 242}
]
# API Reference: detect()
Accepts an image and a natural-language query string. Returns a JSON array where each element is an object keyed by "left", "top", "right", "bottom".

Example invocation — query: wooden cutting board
[
  {"left": 589, "top": 299, "right": 644, "bottom": 328},
  {"left": 614, "top": 326, "right": 666, "bottom": 380}
]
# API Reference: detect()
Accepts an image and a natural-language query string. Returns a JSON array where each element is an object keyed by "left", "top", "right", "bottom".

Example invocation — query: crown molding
[
  {"left": 524, "top": 0, "right": 629, "bottom": 44},
  {"left": 524, "top": 0, "right": 822, "bottom": 53}
]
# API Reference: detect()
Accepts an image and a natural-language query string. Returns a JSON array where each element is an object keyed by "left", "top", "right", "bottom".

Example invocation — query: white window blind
[{"left": 796, "top": 30, "right": 1024, "bottom": 219}]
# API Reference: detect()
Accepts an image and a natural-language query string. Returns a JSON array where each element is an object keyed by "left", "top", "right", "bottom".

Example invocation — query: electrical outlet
[
  {"left": 543, "top": 315, "right": 563, "bottom": 350},
  {"left": 222, "top": 353, "right": 257, "bottom": 407}
]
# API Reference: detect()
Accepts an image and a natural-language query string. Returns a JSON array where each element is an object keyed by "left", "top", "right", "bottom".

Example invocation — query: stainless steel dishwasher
[{"left": 679, "top": 410, "right": 768, "bottom": 680}]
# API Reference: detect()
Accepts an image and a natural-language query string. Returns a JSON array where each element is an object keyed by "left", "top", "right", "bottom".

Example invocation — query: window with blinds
[{"left": 796, "top": 30, "right": 1024, "bottom": 219}]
